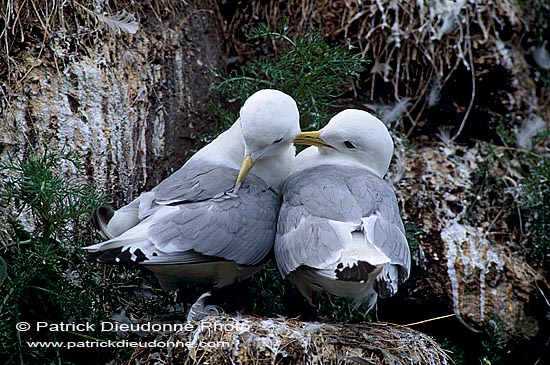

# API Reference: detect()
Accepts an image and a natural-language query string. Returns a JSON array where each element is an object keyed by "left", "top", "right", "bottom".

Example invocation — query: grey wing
[
  {"left": 282, "top": 169, "right": 366, "bottom": 222},
  {"left": 152, "top": 160, "right": 238, "bottom": 204},
  {"left": 378, "top": 195, "right": 410, "bottom": 281},
  {"left": 354, "top": 172, "right": 411, "bottom": 282},
  {"left": 149, "top": 176, "right": 279, "bottom": 265},
  {"left": 86, "top": 174, "right": 279, "bottom": 266},
  {"left": 275, "top": 203, "right": 349, "bottom": 275},
  {"left": 275, "top": 165, "right": 410, "bottom": 281},
  {"left": 95, "top": 161, "right": 239, "bottom": 238},
  {"left": 275, "top": 166, "right": 366, "bottom": 276}
]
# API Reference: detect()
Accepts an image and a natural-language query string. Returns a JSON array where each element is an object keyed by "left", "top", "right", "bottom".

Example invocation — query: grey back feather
[
  {"left": 90, "top": 162, "right": 280, "bottom": 267},
  {"left": 275, "top": 164, "right": 410, "bottom": 279},
  {"left": 148, "top": 175, "right": 279, "bottom": 265},
  {"left": 152, "top": 160, "right": 239, "bottom": 204}
]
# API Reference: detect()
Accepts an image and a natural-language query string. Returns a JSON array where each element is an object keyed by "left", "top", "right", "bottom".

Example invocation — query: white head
[
  {"left": 235, "top": 89, "right": 300, "bottom": 188},
  {"left": 301, "top": 109, "right": 394, "bottom": 177}
]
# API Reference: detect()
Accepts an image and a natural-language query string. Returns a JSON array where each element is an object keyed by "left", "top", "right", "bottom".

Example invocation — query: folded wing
[{"left": 275, "top": 164, "right": 410, "bottom": 309}]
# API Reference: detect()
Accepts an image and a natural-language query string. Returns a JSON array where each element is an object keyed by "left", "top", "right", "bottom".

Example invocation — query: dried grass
[
  {"left": 223, "top": 0, "right": 546, "bottom": 136},
  {"left": 131, "top": 315, "right": 451, "bottom": 365},
  {"left": 0, "top": 0, "right": 181, "bottom": 94}
]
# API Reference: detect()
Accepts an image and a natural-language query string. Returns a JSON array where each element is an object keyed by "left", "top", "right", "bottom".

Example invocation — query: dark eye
[
  {"left": 273, "top": 137, "right": 284, "bottom": 144},
  {"left": 344, "top": 141, "right": 356, "bottom": 149}
]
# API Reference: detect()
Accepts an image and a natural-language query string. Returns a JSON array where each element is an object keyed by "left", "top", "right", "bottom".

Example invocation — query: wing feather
[
  {"left": 86, "top": 166, "right": 279, "bottom": 267},
  {"left": 275, "top": 164, "right": 410, "bottom": 282},
  {"left": 152, "top": 160, "right": 237, "bottom": 204}
]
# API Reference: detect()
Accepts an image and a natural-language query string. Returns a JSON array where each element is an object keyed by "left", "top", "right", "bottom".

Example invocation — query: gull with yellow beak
[
  {"left": 275, "top": 109, "right": 411, "bottom": 312},
  {"left": 85, "top": 89, "right": 317, "bottom": 297}
]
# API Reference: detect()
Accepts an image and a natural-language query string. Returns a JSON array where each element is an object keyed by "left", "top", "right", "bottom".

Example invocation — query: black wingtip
[
  {"left": 85, "top": 247, "right": 148, "bottom": 264},
  {"left": 335, "top": 261, "right": 377, "bottom": 281}
]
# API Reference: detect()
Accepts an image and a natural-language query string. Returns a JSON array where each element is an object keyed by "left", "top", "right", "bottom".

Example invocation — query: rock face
[
  {"left": 1, "top": 1, "right": 548, "bottom": 362},
  {"left": 442, "top": 222, "right": 539, "bottom": 339},
  {"left": 0, "top": 1, "right": 224, "bottom": 204},
  {"left": 392, "top": 144, "right": 544, "bottom": 341}
]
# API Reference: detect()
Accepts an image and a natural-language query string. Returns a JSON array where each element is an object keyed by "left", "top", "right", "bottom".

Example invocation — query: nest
[{"left": 129, "top": 315, "right": 450, "bottom": 365}]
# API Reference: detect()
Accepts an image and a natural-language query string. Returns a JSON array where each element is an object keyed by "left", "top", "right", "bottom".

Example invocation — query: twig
[
  {"left": 66, "top": 330, "right": 107, "bottom": 343},
  {"left": 1, "top": 239, "right": 32, "bottom": 252},
  {"left": 536, "top": 281, "right": 550, "bottom": 308},
  {"left": 483, "top": 207, "right": 506, "bottom": 239},
  {"left": 402, "top": 313, "right": 456, "bottom": 327},
  {"left": 450, "top": 13, "right": 475, "bottom": 143}
]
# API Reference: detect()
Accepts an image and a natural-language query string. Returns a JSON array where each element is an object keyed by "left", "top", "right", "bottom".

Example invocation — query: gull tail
[
  {"left": 90, "top": 198, "right": 141, "bottom": 240},
  {"left": 91, "top": 206, "right": 115, "bottom": 240}
]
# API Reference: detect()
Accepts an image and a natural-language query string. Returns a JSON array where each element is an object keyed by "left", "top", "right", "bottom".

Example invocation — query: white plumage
[
  {"left": 275, "top": 109, "right": 411, "bottom": 311},
  {"left": 85, "top": 89, "right": 301, "bottom": 291}
]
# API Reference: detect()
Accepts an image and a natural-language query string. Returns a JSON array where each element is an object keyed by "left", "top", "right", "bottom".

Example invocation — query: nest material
[
  {"left": 130, "top": 315, "right": 450, "bottom": 365},
  {"left": 0, "top": 0, "right": 184, "bottom": 94},
  {"left": 223, "top": 0, "right": 547, "bottom": 137}
]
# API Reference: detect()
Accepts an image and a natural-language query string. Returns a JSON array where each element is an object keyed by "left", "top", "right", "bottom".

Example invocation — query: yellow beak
[
  {"left": 233, "top": 155, "right": 256, "bottom": 193},
  {"left": 293, "top": 131, "right": 333, "bottom": 148}
]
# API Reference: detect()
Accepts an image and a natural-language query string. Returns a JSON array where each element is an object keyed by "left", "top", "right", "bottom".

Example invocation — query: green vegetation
[
  {"left": 246, "top": 263, "right": 286, "bottom": 316},
  {"left": 438, "top": 337, "right": 468, "bottom": 365},
  {"left": 317, "top": 294, "right": 374, "bottom": 323},
  {"left": 213, "top": 23, "right": 368, "bottom": 130},
  {"left": 0, "top": 149, "right": 171, "bottom": 364},
  {"left": 519, "top": 0, "right": 550, "bottom": 43},
  {"left": 519, "top": 0, "right": 550, "bottom": 88},
  {"left": 404, "top": 221, "right": 422, "bottom": 266},
  {"left": 520, "top": 157, "right": 550, "bottom": 267},
  {"left": 465, "top": 113, "right": 549, "bottom": 269},
  {"left": 0, "top": 149, "right": 104, "bottom": 363},
  {"left": 480, "top": 318, "right": 506, "bottom": 365}
]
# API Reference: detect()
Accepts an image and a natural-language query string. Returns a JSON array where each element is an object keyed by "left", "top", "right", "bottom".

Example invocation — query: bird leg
[{"left": 186, "top": 292, "right": 225, "bottom": 323}]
